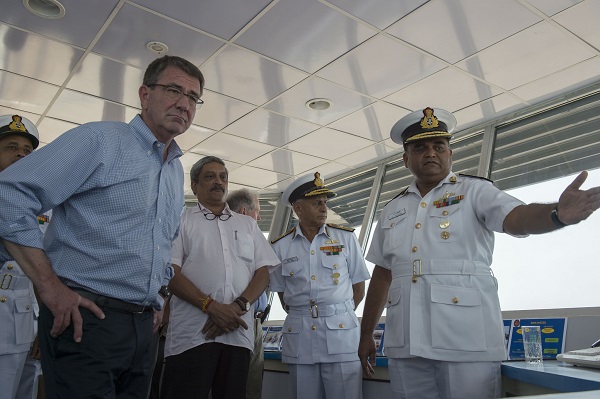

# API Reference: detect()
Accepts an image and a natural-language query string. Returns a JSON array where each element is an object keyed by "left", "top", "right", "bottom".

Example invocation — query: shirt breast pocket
[
  {"left": 429, "top": 203, "right": 463, "bottom": 243},
  {"left": 381, "top": 213, "right": 407, "bottom": 254},
  {"left": 236, "top": 233, "right": 255, "bottom": 263}
]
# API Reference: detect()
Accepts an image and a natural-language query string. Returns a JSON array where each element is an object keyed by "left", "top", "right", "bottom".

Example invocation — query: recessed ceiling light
[
  {"left": 305, "top": 98, "right": 332, "bottom": 111},
  {"left": 23, "top": 0, "right": 66, "bottom": 19},
  {"left": 146, "top": 41, "right": 169, "bottom": 55}
]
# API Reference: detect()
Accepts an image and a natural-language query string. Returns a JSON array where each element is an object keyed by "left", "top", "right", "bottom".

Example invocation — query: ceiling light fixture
[
  {"left": 305, "top": 98, "right": 332, "bottom": 111},
  {"left": 146, "top": 41, "right": 169, "bottom": 55},
  {"left": 23, "top": 0, "right": 66, "bottom": 19}
]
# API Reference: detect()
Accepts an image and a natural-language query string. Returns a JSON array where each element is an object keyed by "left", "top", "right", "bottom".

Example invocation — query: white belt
[
  {"left": 392, "top": 260, "right": 491, "bottom": 280},
  {"left": 288, "top": 299, "right": 354, "bottom": 318},
  {"left": 0, "top": 274, "right": 31, "bottom": 290}
]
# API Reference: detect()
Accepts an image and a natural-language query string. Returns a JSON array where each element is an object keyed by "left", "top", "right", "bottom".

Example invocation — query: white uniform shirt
[
  {"left": 165, "top": 204, "right": 280, "bottom": 358},
  {"left": 270, "top": 224, "right": 370, "bottom": 364},
  {"left": 0, "top": 211, "right": 51, "bottom": 354},
  {"left": 367, "top": 172, "right": 524, "bottom": 362}
]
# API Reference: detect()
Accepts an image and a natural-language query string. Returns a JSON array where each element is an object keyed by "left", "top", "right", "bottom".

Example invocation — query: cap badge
[
  {"left": 420, "top": 107, "right": 439, "bottom": 129},
  {"left": 313, "top": 172, "right": 324, "bottom": 187},
  {"left": 8, "top": 115, "right": 27, "bottom": 133}
]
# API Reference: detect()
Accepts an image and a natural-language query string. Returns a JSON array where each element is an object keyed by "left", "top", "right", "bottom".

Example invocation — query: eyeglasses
[
  {"left": 204, "top": 212, "right": 232, "bottom": 221},
  {"left": 147, "top": 84, "right": 204, "bottom": 108}
]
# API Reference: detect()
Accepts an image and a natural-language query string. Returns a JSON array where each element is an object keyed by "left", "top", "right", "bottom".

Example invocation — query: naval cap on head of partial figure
[
  {"left": 281, "top": 171, "right": 336, "bottom": 207},
  {"left": 0, "top": 114, "right": 40, "bottom": 149},
  {"left": 390, "top": 107, "right": 456, "bottom": 146}
]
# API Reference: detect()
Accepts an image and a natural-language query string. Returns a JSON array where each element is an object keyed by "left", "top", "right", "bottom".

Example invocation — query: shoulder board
[
  {"left": 384, "top": 187, "right": 409, "bottom": 208},
  {"left": 270, "top": 227, "right": 295, "bottom": 244},
  {"left": 458, "top": 173, "right": 493, "bottom": 183},
  {"left": 326, "top": 223, "right": 355, "bottom": 233}
]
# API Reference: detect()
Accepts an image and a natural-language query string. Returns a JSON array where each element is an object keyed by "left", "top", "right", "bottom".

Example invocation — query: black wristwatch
[
  {"left": 235, "top": 296, "right": 250, "bottom": 311},
  {"left": 159, "top": 285, "right": 172, "bottom": 300}
]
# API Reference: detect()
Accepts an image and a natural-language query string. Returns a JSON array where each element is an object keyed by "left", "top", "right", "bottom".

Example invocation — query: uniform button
[
  {"left": 415, "top": 223, "right": 421, "bottom": 229},
  {"left": 310, "top": 298, "right": 316, "bottom": 305},
  {"left": 0, "top": 296, "right": 6, "bottom": 303},
  {"left": 420, "top": 202, "right": 427, "bottom": 208},
  {"left": 333, "top": 279, "right": 339, "bottom": 285},
  {"left": 311, "top": 325, "right": 317, "bottom": 331},
  {"left": 7, "top": 263, "right": 13, "bottom": 270},
  {"left": 289, "top": 271, "right": 294, "bottom": 276},
  {"left": 288, "top": 327, "right": 292, "bottom": 332},
  {"left": 387, "top": 299, "right": 392, "bottom": 304},
  {"left": 441, "top": 231, "right": 450, "bottom": 240},
  {"left": 311, "top": 275, "right": 316, "bottom": 280},
  {"left": 390, "top": 222, "right": 395, "bottom": 228},
  {"left": 26, "top": 305, "right": 30, "bottom": 310},
  {"left": 311, "top": 250, "right": 315, "bottom": 255},
  {"left": 442, "top": 210, "right": 448, "bottom": 216},
  {"left": 412, "top": 246, "right": 418, "bottom": 253},
  {"left": 452, "top": 297, "right": 459, "bottom": 304},
  {"left": 339, "top": 324, "right": 345, "bottom": 328},
  {"left": 333, "top": 264, "right": 338, "bottom": 269}
]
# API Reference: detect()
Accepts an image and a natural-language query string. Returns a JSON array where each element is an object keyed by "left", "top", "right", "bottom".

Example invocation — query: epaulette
[
  {"left": 384, "top": 187, "right": 409, "bottom": 208},
  {"left": 270, "top": 227, "right": 295, "bottom": 244},
  {"left": 458, "top": 173, "right": 493, "bottom": 183},
  {"left": 326, "top": 223, "right": 355, "bottom": 232}
]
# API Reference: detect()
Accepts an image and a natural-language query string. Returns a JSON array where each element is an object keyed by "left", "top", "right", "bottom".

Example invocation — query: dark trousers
[
  {"left": 161, "top": 343, "right": 251, "bottom": 399},
  {"left": 39, "top": 301, "right": 158, "bottom": 399}
]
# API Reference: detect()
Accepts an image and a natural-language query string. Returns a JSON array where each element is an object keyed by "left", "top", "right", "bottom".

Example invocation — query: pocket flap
[
  {"left": 430, "top": 284, "right": 481, "bottom": 307},
  {"left": 14, "top": 296, "right": 34, "bottom": 313},
  {"left": 385, "top": 286, "right": 402, "bottom": 308},
  {"left": 325, "top": 314, "right": 358, "bottom": 330},
  {"left": 282, "top": 317, "right": 301, "bottom": 334},
  {"left": 282, "top": 261, "right": 302, "bottom": 277}
]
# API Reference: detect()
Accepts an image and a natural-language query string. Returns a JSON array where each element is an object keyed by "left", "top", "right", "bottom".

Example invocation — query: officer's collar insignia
[{"left": 449, "top": 175, "right": 457, "bottom": 183}]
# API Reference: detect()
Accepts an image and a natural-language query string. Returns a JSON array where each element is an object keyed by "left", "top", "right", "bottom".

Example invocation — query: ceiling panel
[
  {"left": 386, "top": 0, "right": 542, "bottom": 63},
  {"left": 93, "top": 3, "right": 224, "bottom": 69},
  {"left": 131, "top": 0, "right": 273, "bottom": 41},
  {"left": 0, "top": 0, "right": 599, "bottom": 199},
  {"left": 234, "top": 0, "right": 377, "bottom": 73},
  {"left": 316, "top": 34, "right": 446, "bottom": 98},
  {"left": 0, "top": 0, "right": 119, "bottom": 48}
]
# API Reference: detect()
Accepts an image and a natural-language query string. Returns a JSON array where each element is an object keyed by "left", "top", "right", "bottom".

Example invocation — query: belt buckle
[
  {"left": 412, "top": 259, "right": 422, "bottom": 283},
  {"left": 1, "top": 274, "right": 13, "bottom": 290},
  {"left": 310, "top": 303, "right": 319, "bottom": 318}
]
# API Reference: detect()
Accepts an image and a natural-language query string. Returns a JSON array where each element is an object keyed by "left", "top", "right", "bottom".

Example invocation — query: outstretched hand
[{"left": 557, "top": 171, "right": 600, "bottom": 225}]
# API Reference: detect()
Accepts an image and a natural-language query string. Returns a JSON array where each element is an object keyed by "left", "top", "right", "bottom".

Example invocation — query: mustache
[{"left": 210, "top": 185, "right": 225, "bottom": 192}]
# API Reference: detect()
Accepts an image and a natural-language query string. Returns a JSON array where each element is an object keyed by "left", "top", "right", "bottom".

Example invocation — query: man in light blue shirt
[
  {"left": 0, "top": 55, "right": 204, "bottom": 399},
  {"left": 227, "top": 188, "right": 270, "bottom": 399}
]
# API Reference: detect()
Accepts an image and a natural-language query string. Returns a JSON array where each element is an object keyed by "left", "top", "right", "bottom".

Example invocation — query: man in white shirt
[{"left": 161, "top": 156, "right": 280, "bottom": 399}]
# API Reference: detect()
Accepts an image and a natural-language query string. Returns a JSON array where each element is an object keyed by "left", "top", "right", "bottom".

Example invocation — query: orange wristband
[{"left": 199, "top": 295, "right": 213, "bottom": 312}]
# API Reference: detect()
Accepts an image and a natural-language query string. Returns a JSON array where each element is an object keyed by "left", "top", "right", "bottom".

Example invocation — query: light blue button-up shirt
[{"left": 0, "top": 115, "right": 184, "bottom": 308}]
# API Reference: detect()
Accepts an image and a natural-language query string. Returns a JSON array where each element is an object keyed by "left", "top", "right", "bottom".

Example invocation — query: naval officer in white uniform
[
  {"left": 270, "top": 172, "right": 370, "bottom": 399},
  {"left": 359, "top": 107, "right": 600, "bottom": 399}
]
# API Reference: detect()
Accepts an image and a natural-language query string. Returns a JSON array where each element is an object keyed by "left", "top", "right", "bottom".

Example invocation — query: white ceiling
[{"left": 1, "top": 0, "right": 599, "bottom": 198}]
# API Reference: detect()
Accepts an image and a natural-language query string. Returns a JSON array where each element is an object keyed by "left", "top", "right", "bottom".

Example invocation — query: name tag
[{"left": 388, "top": 209, "right": 406, "bottom": 220}]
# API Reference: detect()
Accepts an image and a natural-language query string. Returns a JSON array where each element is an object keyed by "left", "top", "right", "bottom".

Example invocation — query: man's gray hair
[
  {"left": 227, "top": 188, "right": 257, "bottom": 213},
  {"left": 190, "top": 156, "right": 226, "bottom": 181}
]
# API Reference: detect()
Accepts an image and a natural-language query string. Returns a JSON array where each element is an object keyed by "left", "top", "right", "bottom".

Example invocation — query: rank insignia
[
  {"left": 325, "top": 239, "right": 339, "bottom": 244},
  {"left": 320, "top": 245, "right": 344, "bottom": 256},
  {"left": 433, "top": 194, "right": 464, "bottom": 208},
  {"left": 449, "top": 176, "right": 457, "bottom": 183}
]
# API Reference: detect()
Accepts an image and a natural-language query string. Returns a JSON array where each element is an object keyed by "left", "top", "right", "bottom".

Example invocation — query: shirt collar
[
  {"left": 407, "top": 171, "right": 457, "bottom": 196},
  {"left": 194, "top": 202, "right": 232, "bottom": 215},
  {"left": 129, "top": 115, "right": 183, "bottom": 162}
]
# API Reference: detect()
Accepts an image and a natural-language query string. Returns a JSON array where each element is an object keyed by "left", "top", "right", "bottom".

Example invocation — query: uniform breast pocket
[
  {"left": 381, "top": 213, "right": 407, "bottom": 255},
  {"left": 236, "top": 233, "right": 255, "bottom": 263},
  {"left": 281, "top": 260, "right": 305, "bottom": 294},
  {"left": 430, "top": 284, "right": 486, "bottom": 352},
  {"left": 429, "top": 203, "right": 463, "bottom": 243}
]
